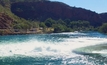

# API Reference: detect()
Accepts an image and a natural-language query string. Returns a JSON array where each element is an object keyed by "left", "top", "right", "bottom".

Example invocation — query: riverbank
[{"left": 0, "top": 27, "right": 54, "bottom": 35}]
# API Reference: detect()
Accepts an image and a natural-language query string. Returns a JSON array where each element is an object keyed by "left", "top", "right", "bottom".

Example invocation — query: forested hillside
[
  {"left": 0, "top": 0, "right": 107, "bottom": 34},
  {"left": 11, "top": 1, "right": 107, "bottom": 27}
]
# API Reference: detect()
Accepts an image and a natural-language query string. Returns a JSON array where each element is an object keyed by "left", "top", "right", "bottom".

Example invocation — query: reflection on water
[{"left": 0, "top": 32, "right": 107, "bottom": 65}]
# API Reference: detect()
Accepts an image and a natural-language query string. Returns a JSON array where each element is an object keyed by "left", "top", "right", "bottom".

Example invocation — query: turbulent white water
[
  {"left": 0, "top": 32, "right": 107, "bottom": 57},
  {"left": 0, "top": 32, "right": 107, "bottom": 65}
]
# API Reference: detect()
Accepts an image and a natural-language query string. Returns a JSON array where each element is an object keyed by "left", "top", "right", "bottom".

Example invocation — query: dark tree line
[
  {"left": 40, "top": 18, "right": 94, "bottom": 33},
  {"left": 99, "top": 23, "right": 107, "bottom": 34}
]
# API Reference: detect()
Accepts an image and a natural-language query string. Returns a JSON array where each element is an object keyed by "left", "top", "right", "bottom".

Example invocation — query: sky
[{"left": 50, "top": 0, "right": 107, "bottom": 13}]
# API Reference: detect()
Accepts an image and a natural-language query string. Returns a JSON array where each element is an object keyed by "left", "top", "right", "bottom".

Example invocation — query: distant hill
[
  {"left": 100, "top": 13, "right": 107, "bottom": 22},
  {"left": 0, "top": 0, "right": 107, "bottom": 30},
  {"left": 11, "top": 1, "right": 106, "bottom": 27}
]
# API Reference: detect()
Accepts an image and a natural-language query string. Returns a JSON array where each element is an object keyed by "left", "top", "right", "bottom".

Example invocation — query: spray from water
[{"left": 0, "top": 33, "right": 107, "bottom": 57}]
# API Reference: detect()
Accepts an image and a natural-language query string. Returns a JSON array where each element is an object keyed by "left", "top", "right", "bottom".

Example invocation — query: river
[{"left": 0, "top": 32, "right": 107, "bottom": 65}]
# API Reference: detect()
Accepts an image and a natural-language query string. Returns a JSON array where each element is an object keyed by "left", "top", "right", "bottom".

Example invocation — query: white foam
[
  {"left": 92, "top": 50, "right": 107, "bottom": 54},
  {"left": 0, "top": 36, "right": 107, "bottom": 57}
]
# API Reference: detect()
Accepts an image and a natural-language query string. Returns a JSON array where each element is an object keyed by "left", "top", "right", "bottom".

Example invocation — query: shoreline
[
  {"left": 0, "top": 29, "right": 52, "bottom": 36},
  {"left": 0, "top": 28, "right": 105, "bottom": 36},
  {"left": 0, "top": 27, "right": 54, "bottom": 35}
]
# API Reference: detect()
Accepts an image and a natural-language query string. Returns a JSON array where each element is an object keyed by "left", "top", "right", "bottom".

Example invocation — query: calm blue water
[{"left": 0, "top": 32, "right": 107, "bottom": 65}]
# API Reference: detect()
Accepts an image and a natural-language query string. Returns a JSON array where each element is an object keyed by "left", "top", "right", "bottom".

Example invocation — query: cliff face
[
  {"left": 0, "top": 13, "right": 13, "bottom": 29},
  {"left": 11, "top": 1, "right": 105, "bottom": 26},
  {"left": 0, "top": 0, "right": 107, "bottom": 29},
  {"left": 100, "top": 13, "right": 107, "bottom": 22}
]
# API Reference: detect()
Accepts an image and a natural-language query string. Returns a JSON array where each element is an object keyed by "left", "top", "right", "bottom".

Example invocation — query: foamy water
[
  {"left": 0, "top": 33, "right": 107, "bottom": 57},
  {"left": 0, "top": 32, "right": 107, "bottom": 65}
]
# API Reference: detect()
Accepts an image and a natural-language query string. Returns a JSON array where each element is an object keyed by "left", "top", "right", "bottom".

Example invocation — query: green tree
[
  {"left": 31, "top": 22, "right": 39, "bottom": 28},
  {"left": 13, "top": 24, "right": 22, "bottom": 29},
  {"left": 69, "top": 20, "right": 91, "bottom": 31},
  {"left": 53, "top": 24, "right": 67, "bottom": 33},
  {"left": 39, "top": 22, "right": 46, "bottom": 28},
  {"left": 99, "top": 23, "right": 107, "bottom": 34},
  {"left": 57, "top": 19, "right": 66, "bottom": 25},
  {"left": 64, "top": 19, "right": 71, "bottom": 25},
  {"left": 45, "top": 18, "right": 56, "bottom": 27}
]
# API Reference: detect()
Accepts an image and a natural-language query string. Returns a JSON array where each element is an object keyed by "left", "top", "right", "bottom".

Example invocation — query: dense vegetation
[
  {"left": 41, "top": 18, "right": 94, "bottom": 33},
  {"left": 99, "top": 23, "right": 107, "bottom": 34},
  {"left": 0, "top": 0, "right": 107, "bottom": 34}
]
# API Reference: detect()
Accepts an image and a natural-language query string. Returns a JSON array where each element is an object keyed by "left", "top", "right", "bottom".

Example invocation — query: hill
[
  {"left": 100, "top": 13, "right": 107, "bottom": 22},
  {"left": 11, "top": 1, "right": 106, "bottom": 27},
  {"left": 0, "top": 0, "right": 33, "bottom": 34},
  {"left": 0, "top": 0, "right": 107, "bottom": 34}
]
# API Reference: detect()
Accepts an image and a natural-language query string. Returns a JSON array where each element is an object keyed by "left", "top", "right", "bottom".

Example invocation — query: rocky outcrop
[{"left": 0, "top": 13, "right": 13, "bottom": 29}]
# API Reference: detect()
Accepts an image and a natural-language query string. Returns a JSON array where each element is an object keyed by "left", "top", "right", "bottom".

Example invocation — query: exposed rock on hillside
[
  {"left": 0, "top": 13, "right": 13, "bottom": 29},
  {"left": 11, "top": 1, "right": 104, "bottom": 26}
]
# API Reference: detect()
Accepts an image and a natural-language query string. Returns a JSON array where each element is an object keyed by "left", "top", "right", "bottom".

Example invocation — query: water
[{"left": 0, "top": 32, "right": 107, "bottom": 65}]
